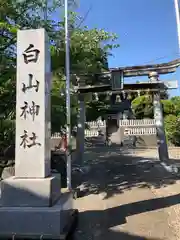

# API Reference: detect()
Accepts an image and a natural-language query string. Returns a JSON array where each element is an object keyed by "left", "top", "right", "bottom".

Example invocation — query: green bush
[
  {"left": 132, "top": 95, "right": 153, "bottom": 119},
  {"left": 161, "top": 100, "right": 176, "bottom": 116},
  {"left": 164, "top": 115, "right": 180, "bottom": 146},
  {"left": 171, "top": 96, "right": 180, "bottom": 116}
]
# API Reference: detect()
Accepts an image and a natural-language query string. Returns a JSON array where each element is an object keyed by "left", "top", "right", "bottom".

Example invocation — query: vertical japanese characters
[{"left": 20, "top": 44, "right": 41, "bottom": 149}]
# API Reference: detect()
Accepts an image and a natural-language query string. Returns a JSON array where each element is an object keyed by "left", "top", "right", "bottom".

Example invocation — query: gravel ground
[{"left": 73, "top": 147, "right": 180, "bottom": 240}]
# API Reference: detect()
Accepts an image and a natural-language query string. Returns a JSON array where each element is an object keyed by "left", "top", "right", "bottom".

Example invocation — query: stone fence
[
  {"left": 51, "top": 119, "right": 157, "bottom": 139},
  {"left": 119, "top": 119, "right": 156, "bottom": 126},
  {"left": 124, "top": 127, "right": 156, "bottom": 136}
]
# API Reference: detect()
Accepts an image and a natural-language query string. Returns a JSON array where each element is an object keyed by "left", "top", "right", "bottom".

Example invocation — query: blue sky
[{"left": 56, "top": 0, "right": 180, "bottom": 96}]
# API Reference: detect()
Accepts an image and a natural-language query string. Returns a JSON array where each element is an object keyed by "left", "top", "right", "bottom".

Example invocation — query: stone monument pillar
[
  {"left": 149, "top": 72, "right": 169, "bottom": 162},
  {"left": 76, "top": 94, "right": 85, "bottom": 165},
  {"left": 0, "top": 29, "right": 73, "bottom": 238}
]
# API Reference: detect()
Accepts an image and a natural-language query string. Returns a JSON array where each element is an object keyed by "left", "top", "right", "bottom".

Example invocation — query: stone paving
[{"left": 73, "top": 147, "right": 180, "bottom": 240}]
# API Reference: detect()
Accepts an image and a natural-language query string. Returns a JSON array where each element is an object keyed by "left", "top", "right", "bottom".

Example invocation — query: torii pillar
[{"left": 149, "top": 72, "right": 169, "bottom": 162}]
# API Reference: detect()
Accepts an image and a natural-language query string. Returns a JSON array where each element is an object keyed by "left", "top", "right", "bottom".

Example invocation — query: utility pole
[
  {"left": 174, "top": 0, "right": 180, "bottom": 50},
  {"left": 65, "top": 0, "right": 71, "bottom": 190}
]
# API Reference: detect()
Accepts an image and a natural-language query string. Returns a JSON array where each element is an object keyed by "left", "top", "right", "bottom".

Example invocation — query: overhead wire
[
  {"left": 141, "top": 51, "right": 180, "bottom": 65},
  {"left": 76, "top": 5, "right": 92, "bottom": 28}
]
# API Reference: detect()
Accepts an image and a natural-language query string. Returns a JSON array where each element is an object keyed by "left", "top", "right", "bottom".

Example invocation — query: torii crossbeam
[{"left": 75, "top": 58, "right": 180, "bottom": 93}]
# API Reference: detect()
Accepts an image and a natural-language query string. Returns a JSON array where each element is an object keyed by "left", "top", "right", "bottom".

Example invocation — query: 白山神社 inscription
[
  {"left": 20, "top": 130, "right": 41, "bottom": 149},
  {"left": 23, "top": 44, "right": 40, "bottom": 64},
  {"left": 20, "top": 101, "right": 40, "bottom": 120},
  {"left": 15, "top": 29, "right": 51, "bottom": 178},
  {"left": 22, "top": 74, "right": 40, "bottom": 93}
]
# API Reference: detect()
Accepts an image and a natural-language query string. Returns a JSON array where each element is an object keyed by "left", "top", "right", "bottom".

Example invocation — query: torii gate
[{"left": 75, "top": 59, "right": 180, "bottom": 164}]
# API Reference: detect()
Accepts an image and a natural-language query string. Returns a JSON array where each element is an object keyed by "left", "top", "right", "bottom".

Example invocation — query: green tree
[
  {"left": 171, "top": 96, "right": 180, "bottom": 116},
  {"left": 132, "top": 93, "right": 180, "bottom": 145},
  {"left": 0, "top": 0, "right": 63, "bottom": 152},
  {"left": 132, "top": 95, "right": 154, "bottom": 119},
  {"left": 132, "top": 94, "right": 176, "bottom": 119},
  {"left": 51, "top": 12, "right": 119, "bottom": 129},
  {"left": 164, "top": 114, "right": 180, "bottom": 146},
  {"left": 161, "top": 99, "right": 176, "bottom": 116},
  {"left": 0, "top": 1, "right": 119, "bottom": 150}
]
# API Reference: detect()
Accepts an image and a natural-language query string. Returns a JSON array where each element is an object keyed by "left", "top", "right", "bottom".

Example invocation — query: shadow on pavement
[
  {"left": 96, "top": 229, "right": 162, "bottom": 240},
  {"left": 73, "top": 146, "right": 180, "bottom": 199},
  {"left": 72, "top": 146, "right": 180, "bottom": 239},
  {"left": 73, "top": 228, "right": 162, "bottom": 240},
  {"left": 73, "top": 193, "right": 180, "bottom": 240}
]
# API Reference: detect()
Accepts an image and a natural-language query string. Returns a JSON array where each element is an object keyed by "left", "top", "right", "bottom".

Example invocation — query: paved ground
[{"left": 72, "top": 146, "right": 180, "bottom": 240}]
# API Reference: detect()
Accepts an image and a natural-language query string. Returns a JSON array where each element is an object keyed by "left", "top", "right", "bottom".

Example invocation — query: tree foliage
[
  {"left": 171, "top": 96, "right": 180, "bottom": 116},
  {"left": 132, "top": 95, "right": 176, "bottom": 119},
  {"left": 51, "top": 13, "right": 119, "bottom": 131},
  {"left": 132, "top": 95, "right": 154, "bottom": 119},
  {"left": 0, "top": 0, "right": 119, "bottom": 151},
  {"left": 0, "top": 0, "right": 62, "bottom": 152},
  {"left": 132, "top": 93, "right": 180, "bottom": 146},
  {"left": 164, "top": 115, "right": 180, "bottom": 146},
  {"left": 161, "top": 99, "right": 176, "bottom": 116}
]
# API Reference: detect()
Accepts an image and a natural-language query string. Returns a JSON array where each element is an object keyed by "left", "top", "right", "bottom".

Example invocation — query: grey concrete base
[
  {"left": 1, "top": 176, "right": 61, "bottom": 207},
  {"left": 0, "top": 192, "right": 73, "bottom": 238}
]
